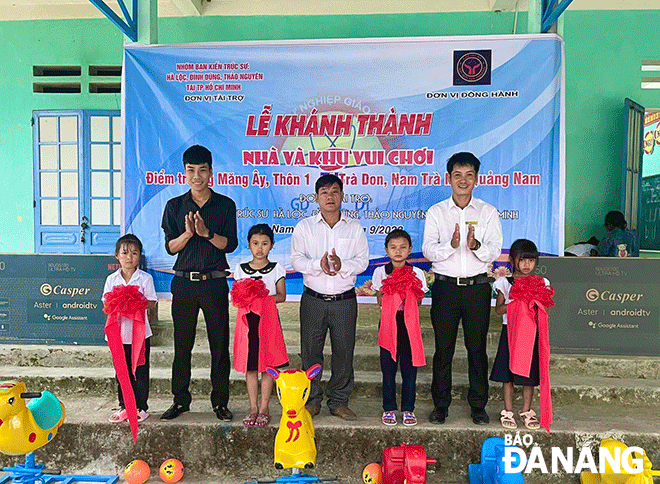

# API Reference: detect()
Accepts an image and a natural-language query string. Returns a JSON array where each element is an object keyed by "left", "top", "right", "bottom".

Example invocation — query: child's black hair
[
  {"left": 509, "top": 238, "right": 539, "bottom": 261},
  {"left": 115, "top": 233, "right": 143, "bottom": 255},
  {"left": 446, "top": 152, "right": 481, "bottom": 174},
  {"left": 315, "top": 173, "right": 343, "bottom": 193},
  {"left": 604, "top": 210, "right": 627, "bottom": 230},
  {"left": 384, "top": 229, "right": 412, "bottom": 248},
  {"left": 247, "top": 223, "right": 275, "bottom": 244},
  {"left": 182, "top": 145, "right": 212, "bottom": 169}
]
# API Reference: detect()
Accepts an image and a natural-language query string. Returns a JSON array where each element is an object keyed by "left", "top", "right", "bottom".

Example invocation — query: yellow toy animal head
[
  {"left": 0, "top": 381, "right": 29, "bottom": 423},
  {"left": 268, "top": 365, "right": 321, "bottom": 415}
]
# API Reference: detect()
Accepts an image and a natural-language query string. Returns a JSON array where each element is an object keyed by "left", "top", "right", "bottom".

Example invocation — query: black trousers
[
  {"left": 170, "top": 276, "right": 230, "bottom": 409},
  {"left": 117, "top": 337, "right": 150, "bottom": 411},
  {"left": 430, "top": 278, "right": 491, "bottom": 410},
  {"left": 380, "top": 310, "right": 417, "bottom": 412},
  {"left": 299, "top": 291, "right": 357, "bottom": 411}
]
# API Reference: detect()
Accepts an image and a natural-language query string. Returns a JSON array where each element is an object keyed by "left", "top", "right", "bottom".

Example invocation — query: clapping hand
[
  {"left": 193, "top": 212, "right": 210, "bottom": 238},
  {"left": 321, "top": 249, "right": 341, "bottom": 276},
  {"left": 450, "top": 223, "right": 460, "bottom": 248},
  {"left": 184, "top": 212, "right": 195, "bottom": 237}
]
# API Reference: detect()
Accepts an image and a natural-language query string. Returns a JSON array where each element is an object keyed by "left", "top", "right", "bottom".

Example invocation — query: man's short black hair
[
  {"left": 247, "top": 223, "right": 275, "bottom": 244},
  {"left": 509, "top": 238, "right": 539, "bottom": 261},
  {"left": 385, "top": 229, "right": 412, "bottom": 248},
  {"left": 183, "top": 145, "right": 212, "bottom": 169},
  {"left": 315, "top": 174, "right": 343, "bottom": 193},
  {"left": 446, "top": 152, "right": 481, "bottom": 174},
  {"left": 604, "top": 210, "right": 627, "bottom": 230},
  {"left": 115, "top": 233, "right": 143, "bottom": 255}
]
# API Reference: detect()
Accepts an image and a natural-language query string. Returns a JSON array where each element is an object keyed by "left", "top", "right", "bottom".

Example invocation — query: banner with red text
[{"left": 123, "top": 36, "right": 565, "bottom": 294}]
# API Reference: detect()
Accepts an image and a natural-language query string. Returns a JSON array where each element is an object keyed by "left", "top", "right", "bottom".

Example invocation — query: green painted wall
[
  {"left": 563, "top": 11, "right": 659, "bottom": 245},
  {"left": 1, "top": 10, "right": 658, "bottom": 252}
]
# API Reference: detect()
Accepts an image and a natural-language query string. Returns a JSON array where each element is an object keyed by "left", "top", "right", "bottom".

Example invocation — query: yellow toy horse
[
  {"left": 580, "top": 439, "right": 660, "bottom": 484},
  {"left": 266, "top": 365, "right": 322, "bottom": 471},
  {"left": 0, "top": 380, "right": 65, "bottom": 456}
]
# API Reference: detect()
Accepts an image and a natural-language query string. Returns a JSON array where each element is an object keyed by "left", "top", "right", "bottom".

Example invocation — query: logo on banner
[
  {"left": 453, "top": 50, "right": 491, "bottom": 85},
  {"left": 644, "top": 131, "right": 654, "bottom": 155}
]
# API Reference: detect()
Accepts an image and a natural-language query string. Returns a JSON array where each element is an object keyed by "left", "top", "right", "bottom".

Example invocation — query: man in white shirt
[
  {"left": 291, "top": 174, "right": 369, "bottom": 420},
  {"left": 422, "top": 152, "right": 502, "bottom": 425}
]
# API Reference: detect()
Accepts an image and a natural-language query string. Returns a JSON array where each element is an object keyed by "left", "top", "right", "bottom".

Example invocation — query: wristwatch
[{"left": 204, "top": 230, "right": 214, "bottom": 240}]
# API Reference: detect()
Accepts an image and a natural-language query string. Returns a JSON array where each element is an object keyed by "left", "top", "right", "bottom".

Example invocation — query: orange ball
[
  {"left": 159, "top": 458, "right": 184, "bottom": 483},
  {"left": 124, "top": 460, "right": 150, "bottom": 484},
  {"left": 363, "top": 462, "right": 382, "bottom": 484}
]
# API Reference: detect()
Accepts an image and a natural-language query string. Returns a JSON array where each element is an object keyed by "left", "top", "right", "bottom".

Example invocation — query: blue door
[{"left": 33, "top": 110, "right": 121, "bottom": 254}]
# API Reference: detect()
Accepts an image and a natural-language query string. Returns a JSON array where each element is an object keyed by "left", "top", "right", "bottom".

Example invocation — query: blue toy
[
  {"left": 244, "top": 468, "right": 338, "bottom": 483},
  {"left": 469, "top": 437, "right": 524, "bottom": 484}
]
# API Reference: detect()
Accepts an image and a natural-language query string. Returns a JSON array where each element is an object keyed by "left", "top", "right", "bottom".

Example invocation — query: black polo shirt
[{"left": 161, "top": 189, "right": 238, "bottom": 273}]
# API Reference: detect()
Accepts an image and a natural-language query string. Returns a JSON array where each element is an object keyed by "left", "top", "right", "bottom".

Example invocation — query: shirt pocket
[
  {"left": 335, "top": 237, "right": 356, "bottom": 259},
  {"left": 474, "top": 226, "right": 486, "bottom": 244}
]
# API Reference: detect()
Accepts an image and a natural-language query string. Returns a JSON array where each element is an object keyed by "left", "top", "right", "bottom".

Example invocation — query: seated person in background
[{"left": 590, "top": 211, "right": 639, "bottom": 257}]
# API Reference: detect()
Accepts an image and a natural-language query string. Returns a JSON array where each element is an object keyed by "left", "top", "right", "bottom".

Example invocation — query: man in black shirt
[{"left": 160, "top": 145, "right": 238, "bottom": 421}]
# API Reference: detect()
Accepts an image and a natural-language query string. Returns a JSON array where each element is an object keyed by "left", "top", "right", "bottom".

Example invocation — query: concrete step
[
  {"left": 149, "top": 320, "right": 502, "bottom": 348},
  {"left": 0, "top": 396, "right": 658, "bottom": 484},
  {"left": 3, "top": 344, "right": 660, "bottom": 380},
  {"left": 148, "top": 300, "right": 504, "bottom": 348},
  {"left": 1, "top": 365, "right": 659, "bottom": 407}
]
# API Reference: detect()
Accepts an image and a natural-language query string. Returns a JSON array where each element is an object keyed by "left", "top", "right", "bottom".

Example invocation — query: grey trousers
[{"left": 299, "top": 291, "right": 358, "bottom": 410}]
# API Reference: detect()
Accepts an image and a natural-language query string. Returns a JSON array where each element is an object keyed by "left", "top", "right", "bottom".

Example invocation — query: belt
[
  {"left": 304, "top": 287, "right": 356, "bottom": 302},
  {"left": 434, "top": 273, "right": 489, "bottom": 286},
  {"left": 174, "top": 270, "right": 227, "bottom": 282}
]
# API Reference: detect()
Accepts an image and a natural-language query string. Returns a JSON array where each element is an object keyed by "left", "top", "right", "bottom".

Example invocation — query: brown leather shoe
[
  {"left": 305, "top": 405, "right": 321, "bottom": 417},
  {"left": 330, "top": 406, "right": 357, "bottom": 421}
]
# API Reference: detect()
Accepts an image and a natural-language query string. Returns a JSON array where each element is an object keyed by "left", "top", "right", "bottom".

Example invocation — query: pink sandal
[
  {"left": 519, "top": 409, "right": 540, "bottom": 430},
  {"left": 255, "top": 413, "right": 271, "bottom": 428},
  {"left": 109, "top": 409, "right": 128, "bottom": 423},
  {"left": 243, "top": 413, "right": 258, "bottom": 428}
]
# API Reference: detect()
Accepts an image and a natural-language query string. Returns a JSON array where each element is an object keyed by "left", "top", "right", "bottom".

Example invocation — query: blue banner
[{"left": 123, "top": 35, "right": 565, "bottom": 294}]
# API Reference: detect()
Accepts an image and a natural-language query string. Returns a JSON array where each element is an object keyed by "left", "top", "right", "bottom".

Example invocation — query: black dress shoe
[
  {"left": 471, "top": 407, "right": 490, "bottom": 425},
  {"left": 160, "top": 403, "right": 189, "bottom": 420},
  {"left": 429, "top": 407, "right": 448, "bottom": 424},
  {"left": 214, "top": 406, "right": 233, "bottom": 422}
]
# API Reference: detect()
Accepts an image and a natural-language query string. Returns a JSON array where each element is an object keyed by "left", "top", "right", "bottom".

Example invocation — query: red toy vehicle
[{"left": 382, "top": 444, "right": 436, "bottom": 484}]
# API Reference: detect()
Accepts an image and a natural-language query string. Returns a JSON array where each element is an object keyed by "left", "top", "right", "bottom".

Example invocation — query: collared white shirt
[
  {"left": 422, "top": 196, "right": 502, "bottom": 278},
  {"left": 291, "top": 213, "right": 369, "bottom": 295},
  {"left": 102, "top": 268, "right": 157, "bottom": 344},
  {"left": 233, "top": 261, "right": 285, "bottom": 296}
]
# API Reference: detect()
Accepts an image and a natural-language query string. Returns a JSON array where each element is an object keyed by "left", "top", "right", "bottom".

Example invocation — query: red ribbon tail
[
  {"left": 538, "top": 306, "right": 553, "bottom": 432},
  {"left": 131, "top": 311, "right": 147, "bottom": 373},
  {"left": 379, "top": 293, "right": 401, "bottom": 362},
  {"left": 404, "top": 291, "right": 425, "bottom": 367},
  {"left": 234, "top": 307, "right": 250, "bottom": 373},
  {"left": 105, "top": 314, "right": 139, "bottom": 443}
]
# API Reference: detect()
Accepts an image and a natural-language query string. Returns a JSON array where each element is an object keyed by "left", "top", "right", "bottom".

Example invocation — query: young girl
[
  {"left": 103, "top": 234, "right": 157, "bottom": 424},
  {"left": 372, "top": 229, "right": 427, "bottom": 426},
  {"left": 490, "top": 239, "right": 554, "bottom": 431},
  {"left": 232, "top": 224, "right": 288, "bottom": 428}
]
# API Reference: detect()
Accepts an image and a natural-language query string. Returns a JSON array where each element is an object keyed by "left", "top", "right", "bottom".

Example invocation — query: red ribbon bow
[
  {"left": 231, "top": 278, "right": 270, "bottom": 309},
  {"left": 508, "top": 275, "right": 555, "bottom": 308}
]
